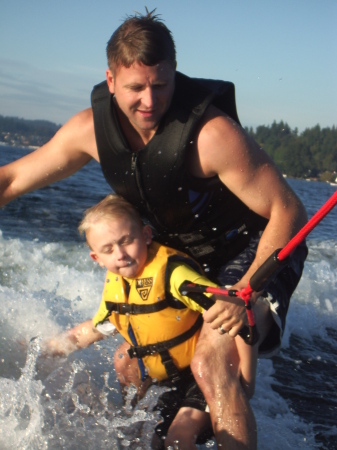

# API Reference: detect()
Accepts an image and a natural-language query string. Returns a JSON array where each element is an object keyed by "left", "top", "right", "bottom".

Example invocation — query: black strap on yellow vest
[
  {"left": 127, "top": 315, "right": 203, "bottom": 381},
  {"left": 105, "top": 298, "right": 169, "bottom": 315}
]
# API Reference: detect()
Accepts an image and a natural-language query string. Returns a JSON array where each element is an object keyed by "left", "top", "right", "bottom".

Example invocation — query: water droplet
[
  {"left": 176, "top": 316, "right": 181, "bottom": 321},
  {"left": 195, "top": 214, "right": 199, "bottom": 218},
  {"left": 212, "top": 227, "right": 217, "bottom": 231},
  {"left": 178, "top": 187, "right": 183, "bottom": 191}
]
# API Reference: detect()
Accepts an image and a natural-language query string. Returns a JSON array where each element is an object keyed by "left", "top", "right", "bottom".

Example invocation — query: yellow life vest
[{"left": 100, "top": 242, "right": 203, "bottom": 381}]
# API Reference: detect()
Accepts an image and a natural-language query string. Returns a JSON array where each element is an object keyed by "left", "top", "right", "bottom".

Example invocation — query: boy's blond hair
[{"left": 78, "top": 194, "right": 143, "bottom": 242}]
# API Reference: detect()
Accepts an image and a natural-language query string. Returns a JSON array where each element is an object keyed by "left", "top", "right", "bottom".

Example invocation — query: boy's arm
[
  {"left": 168, "top": 262, "right": 217, "bottom": 313},
  {"left": 42, "top": 319, "right": 105, "bottom": 357}
]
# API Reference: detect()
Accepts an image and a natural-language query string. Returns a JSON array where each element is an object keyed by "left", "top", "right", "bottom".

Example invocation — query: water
[{"left": 0, "top": 145, "right": 336, "bottom": 449}]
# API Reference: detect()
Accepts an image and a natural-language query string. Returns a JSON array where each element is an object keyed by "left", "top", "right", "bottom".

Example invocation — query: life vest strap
[
  {"left": 127, "top": 315, "right": 203, "bottom": 379},
  {"left": 105, "top": 299, "right": 168, "bottom": 315},
  {"left": 159, "top": 349, "right": 181, "bottom": 382}
]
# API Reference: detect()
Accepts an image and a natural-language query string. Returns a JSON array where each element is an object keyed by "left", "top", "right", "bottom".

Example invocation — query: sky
[{"left": 0, "top": 0, "right": 336, "bottom": 132}]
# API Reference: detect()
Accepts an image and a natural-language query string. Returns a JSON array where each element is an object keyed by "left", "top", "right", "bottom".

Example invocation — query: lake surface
[{"left": 0, "top": 145, "right": 336, "bottom": 449}]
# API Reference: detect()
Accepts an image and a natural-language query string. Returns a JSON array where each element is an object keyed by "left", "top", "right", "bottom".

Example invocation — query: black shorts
[
  {"left": 154, "top": 367, "right": 213, "bottom": 444},
  {"left": 212, "top": 232, "right": 308, "bottom": 356}
]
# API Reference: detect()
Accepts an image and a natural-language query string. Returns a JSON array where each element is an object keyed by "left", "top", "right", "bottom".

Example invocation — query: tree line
[
  {"left": 1, "top": 115, "right": 336, "bottom": 181},
  {"left": 0, "top": 115, "right": 60, "bottom": 147},
  {"left": 246, "top": 121, "right": 337, "bottom": 181}
]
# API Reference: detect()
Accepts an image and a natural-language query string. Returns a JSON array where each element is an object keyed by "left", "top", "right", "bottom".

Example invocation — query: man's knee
[{"left": 190, "top": 336, "right": 243, "bottom": 404}]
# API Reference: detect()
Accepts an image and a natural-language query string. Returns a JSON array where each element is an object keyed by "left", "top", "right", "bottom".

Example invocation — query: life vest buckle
[{"left": 127, "top": 347, "right": 139, "bottom": 358}]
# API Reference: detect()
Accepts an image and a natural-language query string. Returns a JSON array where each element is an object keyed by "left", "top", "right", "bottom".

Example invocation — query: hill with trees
[
  {"left": 0, "top": 115, "right": 60, "bottom": 147},
  {"left": 246, "top": 121, "right": 337, "bottom": 182}
]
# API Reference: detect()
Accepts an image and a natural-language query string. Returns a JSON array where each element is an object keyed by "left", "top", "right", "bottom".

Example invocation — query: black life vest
[{"left": 91, "top": 71, "right": 267, "bottom": 269}]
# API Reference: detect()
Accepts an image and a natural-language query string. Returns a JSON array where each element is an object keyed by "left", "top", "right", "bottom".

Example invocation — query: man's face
[{"left": 106, "top": 61, "right": 175, "bottom": 137}]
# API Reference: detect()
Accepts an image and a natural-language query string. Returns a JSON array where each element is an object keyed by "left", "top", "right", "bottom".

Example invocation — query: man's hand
[{"left": 202, "top": 295, "right": 248, "bottom": 337}]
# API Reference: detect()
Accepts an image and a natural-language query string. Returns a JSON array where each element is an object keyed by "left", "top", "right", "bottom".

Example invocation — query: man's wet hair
[{"left": 106, "top": 8, "right": 176, "bottom": 72}]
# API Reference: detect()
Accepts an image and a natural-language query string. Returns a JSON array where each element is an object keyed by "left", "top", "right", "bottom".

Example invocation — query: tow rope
[{"left": 180, "top": 190, "right": 337, "bottom": 346}]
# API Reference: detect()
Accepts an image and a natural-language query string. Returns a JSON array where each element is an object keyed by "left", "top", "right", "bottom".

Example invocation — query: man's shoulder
[
  {"left": 198, "top": 105, "right": 242, "bottom": 141},
  {"left": 188, "top": 105, "right": 246, "bottom": 177},
  {"left": 60, "top": 108, "right": 98, "bottom": 159},
  {"left": 71, "top": 107, "right": 94, "bottom": 126}
]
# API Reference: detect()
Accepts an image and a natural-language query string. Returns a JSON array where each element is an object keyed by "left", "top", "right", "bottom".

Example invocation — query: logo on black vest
[{"left": 135, "top": 277, "right": 153, "bottom": 300}]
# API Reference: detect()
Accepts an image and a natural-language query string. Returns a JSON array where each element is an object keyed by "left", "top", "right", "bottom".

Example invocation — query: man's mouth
[{"left": 138, "top": 109, "right": 155, "bottom": 118}]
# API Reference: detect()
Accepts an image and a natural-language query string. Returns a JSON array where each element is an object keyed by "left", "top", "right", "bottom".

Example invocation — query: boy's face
[{"left": 88, "top": 216, "right": 152, "bottom": 278}]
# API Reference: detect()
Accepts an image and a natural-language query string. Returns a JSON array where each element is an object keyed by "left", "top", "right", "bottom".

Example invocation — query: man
[{"left": 0, "top": 10, "right": 307, "bottom": 450}]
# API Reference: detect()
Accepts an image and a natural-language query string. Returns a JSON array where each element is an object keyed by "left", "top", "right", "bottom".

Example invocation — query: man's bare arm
[
  {"left": 194, "top": 109, "right": 307, "bottom": 283},
  {"left": 193, "top": 109, "right": 307, "bottom": 334},
  {"left": 0, "top": 108, "right": 98, "bottom": 207}
]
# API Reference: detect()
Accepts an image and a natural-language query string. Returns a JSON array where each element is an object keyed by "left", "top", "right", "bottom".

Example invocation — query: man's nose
[{"left": 142, "top": 87, "right": 156, "bottom": 108}]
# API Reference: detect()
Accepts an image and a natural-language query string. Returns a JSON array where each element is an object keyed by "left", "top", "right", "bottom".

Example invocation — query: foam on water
[
  {"left": 0, "top": 232, "right": 336, "bottom": 449},
  {"left": 285, "top": 239, "right": 337, "bottom": 343}
]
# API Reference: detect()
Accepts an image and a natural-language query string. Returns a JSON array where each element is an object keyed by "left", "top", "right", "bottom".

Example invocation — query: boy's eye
[{"left": 121, "top": 236, "right": 134, "bottom": 245}]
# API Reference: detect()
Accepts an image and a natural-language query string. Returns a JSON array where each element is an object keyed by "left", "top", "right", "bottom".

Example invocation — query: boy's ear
[
  {"left": 143, "top": 224, "right": 152, "bottom": 245},
  {"left": 90, "top": 252, "right": 105, "bottom": 267}
]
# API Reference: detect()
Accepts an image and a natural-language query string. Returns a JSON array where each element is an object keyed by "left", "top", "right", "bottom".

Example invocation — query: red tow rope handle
[{"left": 179, "top": 282, "right": 259, "bottom": 346}]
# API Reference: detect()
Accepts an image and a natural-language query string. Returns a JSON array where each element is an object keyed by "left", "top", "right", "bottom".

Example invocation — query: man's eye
[{"left": 130, "top": 85, "right": 143, "bottom": 92}]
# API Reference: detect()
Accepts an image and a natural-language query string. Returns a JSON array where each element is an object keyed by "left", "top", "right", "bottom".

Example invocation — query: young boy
[{"left": 45, "top": 194, "right": 219, "bottom": 449}]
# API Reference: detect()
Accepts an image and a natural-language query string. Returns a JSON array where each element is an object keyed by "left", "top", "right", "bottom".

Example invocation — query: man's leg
[{"left": 190, "top": 300, "right": 273, "bottom": 450}]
